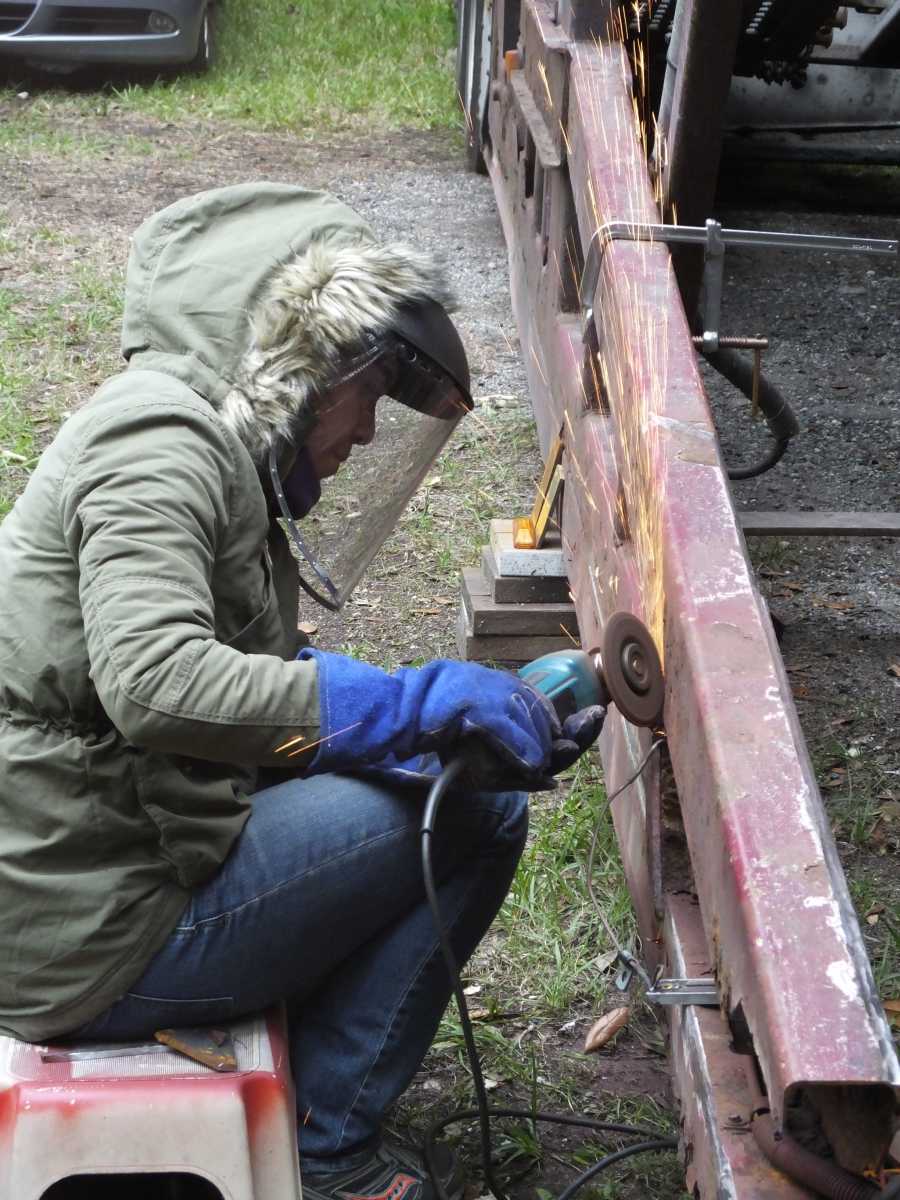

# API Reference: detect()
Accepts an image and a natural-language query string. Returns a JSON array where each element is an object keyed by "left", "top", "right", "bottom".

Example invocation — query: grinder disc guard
[{"left": 600, "top": 612, "right": 665, "bottom": 728}]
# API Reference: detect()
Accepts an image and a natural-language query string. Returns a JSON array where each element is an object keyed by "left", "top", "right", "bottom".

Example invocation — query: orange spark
[{"left": 277, "top": 721, "right": 364, "bottom": 759}]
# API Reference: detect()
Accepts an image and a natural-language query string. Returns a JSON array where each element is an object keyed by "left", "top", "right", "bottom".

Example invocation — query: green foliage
[
  {"left": 0, "top": 392, "right": 38, "bottom": 518},
  {"left": 0, "top": 250, "right": 123, "bottom": 516},
  {"left": 807, "top": 727, "right": 900, "bottom": 998},
  {"left": 0, "top": 115, "right": 156, "bottom": 158},
  {"left": 202, "top": 0, "right": 459, "bottom": 130},
  {"left": 498, "top": 757, "right": 636, "bottom": 1012}
]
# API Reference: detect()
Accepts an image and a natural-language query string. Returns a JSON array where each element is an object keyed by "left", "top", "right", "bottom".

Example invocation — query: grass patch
[
  {"left": 744, "top": 534, "right": 797, "bottom": 576},
  {"left": 414, "top": 756, "right": 646, "bottom": 1115},
  {"left": 808, "top": 728, "right": 900, "bottom": 999},
  {"left": 401, "top": 405, "right": 541, "bottom": 565},
  {"left": 848, "top": 872, "right": 900, "bottom": 997},
  {"left": 1, "top": 0, "right": 460, "bottom": 134},
  {"left": 0, "top": 243, "right": 124, "bottom": 515},
  {"left": 498, "top": 757, "right": 635, "bottom": 1013},
  {"left": 0, "top": 393, "right": 39, "bottom": 516},
  {"left": 0, "top": 110, "right": 156, "bottom": 158}
]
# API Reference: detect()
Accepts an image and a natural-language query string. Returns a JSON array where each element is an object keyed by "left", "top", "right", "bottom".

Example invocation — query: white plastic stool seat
[{"left": 0, "top": 1009, "right": 301, "bottom": 1200}]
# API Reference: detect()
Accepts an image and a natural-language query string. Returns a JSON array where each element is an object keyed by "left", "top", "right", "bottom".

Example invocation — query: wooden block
[
  {"left": 461, "top": 568, "right": 579, "bottom": 638},
  {"left": 456, "top": 601, "right": 577, "bottom": 664},
  {"left": 739, "top": 510, "right": 900, "bottom": 537},
  {"left": 482, "top": 545, "right": 571, "bottom": 604}
]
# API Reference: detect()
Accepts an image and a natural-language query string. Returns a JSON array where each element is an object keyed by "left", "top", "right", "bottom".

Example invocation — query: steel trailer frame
[{"left": 464, "top": 0, "right": 900, "bottom": 1194}]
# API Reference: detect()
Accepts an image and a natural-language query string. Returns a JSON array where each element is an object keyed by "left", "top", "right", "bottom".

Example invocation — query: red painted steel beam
[{"left": 483, "top": 0, "right": 900, "bottom": 1186}]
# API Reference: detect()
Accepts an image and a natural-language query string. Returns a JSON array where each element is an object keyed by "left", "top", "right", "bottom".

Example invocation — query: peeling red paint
[{"left": 482, "top": 0, "right": 900, "bottom": 1184}]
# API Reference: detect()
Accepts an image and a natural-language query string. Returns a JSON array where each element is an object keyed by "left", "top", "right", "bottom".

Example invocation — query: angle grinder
[{"left": 517, "top": 611, "right": 665, "bottom": 728}]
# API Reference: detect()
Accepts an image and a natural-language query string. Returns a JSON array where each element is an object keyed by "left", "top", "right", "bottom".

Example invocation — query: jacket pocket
[
  {"left": 223, "top": 587, "right": 283, "bottom": 655},
  {"left": 132, "top": 752, "right": 250, "bottom": 889},
  {"left": 216, "top": 550, "right": 284, "bottom": 655}
]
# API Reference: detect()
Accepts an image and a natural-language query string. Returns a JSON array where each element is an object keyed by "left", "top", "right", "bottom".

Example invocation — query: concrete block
[
  {"left": 481, "top": 545, "right": 571, "bottom": 604},
  {"left": 489, "top": 518, "right": 567, "bottom": 577}
]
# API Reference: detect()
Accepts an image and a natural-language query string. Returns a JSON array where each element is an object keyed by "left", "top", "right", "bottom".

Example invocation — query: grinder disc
[{"left": 600, "top": 612, "right": 665, "bottom": 728}]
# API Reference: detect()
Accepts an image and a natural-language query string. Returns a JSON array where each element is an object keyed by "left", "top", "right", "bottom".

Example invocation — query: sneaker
[{"left": 302, "top": 1140, "right": 465, "bottom": 1200}]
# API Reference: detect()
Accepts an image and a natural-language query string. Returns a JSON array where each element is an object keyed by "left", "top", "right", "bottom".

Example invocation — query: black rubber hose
[
  {"left": 423, "top": 1106, "right": 671, "bottom": 1200},
  {"left": 703, "top": 345, "right": 800, "bottom": 481},
  {"left": 554, "top": 1138, "right": 680, "bottom": 1200}
]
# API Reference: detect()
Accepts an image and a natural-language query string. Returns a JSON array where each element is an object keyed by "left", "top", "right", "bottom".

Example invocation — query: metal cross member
[{"left": 580, "top": 218, "right": 898, "bottom": 353}]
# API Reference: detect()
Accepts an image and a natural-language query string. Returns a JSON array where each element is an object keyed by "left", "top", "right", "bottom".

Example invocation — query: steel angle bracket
[
  {"left": 480, "top": 0, "right": 900, "bottom": 1189},
  {"left": 579, "top": 218, "right": 897, "bottom": 352},
  {"left": 647, "top": 977, "right": 719, "bottom": 1007}
]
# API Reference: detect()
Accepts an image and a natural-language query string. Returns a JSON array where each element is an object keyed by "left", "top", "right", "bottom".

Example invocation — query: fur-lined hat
[{"left": 121, "top": 183, "right": 458, "bottom": 461}]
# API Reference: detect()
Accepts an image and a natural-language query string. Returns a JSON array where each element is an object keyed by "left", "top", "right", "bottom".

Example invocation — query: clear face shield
[{"left": 268, "top": 335, "right": 472, "bottom": 611}]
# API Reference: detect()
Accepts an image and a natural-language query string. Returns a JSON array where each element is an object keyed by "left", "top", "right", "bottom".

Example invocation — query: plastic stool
[{"left": 0, "top": 1010, "right": 301, "bottom": 1200}]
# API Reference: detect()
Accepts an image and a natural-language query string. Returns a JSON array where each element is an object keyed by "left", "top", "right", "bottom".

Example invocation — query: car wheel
[{"left": 187, "top": 4, "right": 215, "bottom": 74}]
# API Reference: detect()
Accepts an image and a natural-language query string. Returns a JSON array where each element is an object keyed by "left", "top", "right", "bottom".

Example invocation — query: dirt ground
[{"left": 1, "top": 96, "right": 898, "bottom": 1199}]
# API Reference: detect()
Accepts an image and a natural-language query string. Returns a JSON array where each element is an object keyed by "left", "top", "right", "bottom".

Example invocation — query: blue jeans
[{"left": 74, "top": 772, "right": 528, "bottom": 1173}]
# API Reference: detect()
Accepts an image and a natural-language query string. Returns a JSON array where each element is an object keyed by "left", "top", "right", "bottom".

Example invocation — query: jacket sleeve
[{"left": 59, "top": 396, "right": 320, "bottom": 766}]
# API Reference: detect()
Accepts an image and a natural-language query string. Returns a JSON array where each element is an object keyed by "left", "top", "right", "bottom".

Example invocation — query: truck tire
[{"left": 456, "top": 0, "right": 491, "bottom": 173}]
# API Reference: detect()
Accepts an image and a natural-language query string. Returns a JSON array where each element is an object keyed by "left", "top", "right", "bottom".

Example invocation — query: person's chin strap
[{"left": 267, "top": 443, "right": 341, "bottom": 612}]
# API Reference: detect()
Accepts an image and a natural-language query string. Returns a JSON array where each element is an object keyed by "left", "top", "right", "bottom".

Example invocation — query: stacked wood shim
[{"left": 457, "top": 521, "right": 579, "bottom": 663}]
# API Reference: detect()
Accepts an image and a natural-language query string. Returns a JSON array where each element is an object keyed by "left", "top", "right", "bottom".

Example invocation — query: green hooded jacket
[{"left": 0, "top": 183, "right": 451, "bottom": 1041}]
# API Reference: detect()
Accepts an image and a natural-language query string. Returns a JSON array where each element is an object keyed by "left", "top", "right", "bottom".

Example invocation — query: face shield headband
[
  {"left": 269, "top": 334, "right": 472, "bottom": 612},
  {"left": 268, "top": 444, "right": 342, "bottom": 610}
]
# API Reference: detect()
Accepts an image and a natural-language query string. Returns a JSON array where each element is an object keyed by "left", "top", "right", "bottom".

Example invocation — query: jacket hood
[{"left": 122, "top": 182, "right": 455, "bottom": 460}]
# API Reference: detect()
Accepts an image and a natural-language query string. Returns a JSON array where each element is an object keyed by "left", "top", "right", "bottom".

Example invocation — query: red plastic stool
[{"left": 0, "top": 1010, "right": 301, "bottom": 1200}]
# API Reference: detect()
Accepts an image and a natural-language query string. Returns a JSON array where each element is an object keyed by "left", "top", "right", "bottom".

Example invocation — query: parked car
[{"left": 0, "top": 0, "right": 215, "bottom": 73}]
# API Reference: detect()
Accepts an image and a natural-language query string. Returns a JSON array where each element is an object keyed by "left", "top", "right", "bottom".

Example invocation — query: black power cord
[
  {"left": 701, "top": 346, "right": 799, "bottom": 481},
  {"left": 419, "top": 757, "right": 677, "bottom": 1200}
]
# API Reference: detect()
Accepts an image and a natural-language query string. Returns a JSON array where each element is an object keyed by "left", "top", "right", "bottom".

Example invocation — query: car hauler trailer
[{"left": 457, "top": 1, "right": 900, "bottom": 1196}]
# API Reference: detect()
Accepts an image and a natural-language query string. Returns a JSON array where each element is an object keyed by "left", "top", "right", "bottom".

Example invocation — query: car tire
[{"left": 187, "top": 4, "right": 215, "bottom": 74}]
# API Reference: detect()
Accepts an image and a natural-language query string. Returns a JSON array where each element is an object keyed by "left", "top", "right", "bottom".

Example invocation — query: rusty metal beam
[
  {"left": 739, "top": 510, "right": 900, "bottom": 537},
  {"left": 664, "top": 893, "right": 815, "bottom": 1200},
  {"left": 483, "top": 0, "right": 900, "bottom": 1189},
  {"left": 557, "top": 0, "right": 617, "bottom": 40}
]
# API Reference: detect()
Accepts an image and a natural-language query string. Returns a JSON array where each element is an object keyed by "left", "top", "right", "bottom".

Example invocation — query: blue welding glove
[
  {"left": 356, "top": 702, "right": 606, "bottom": 791},
  {"left": 550, "top": 705, "right": 606, "bottom": 773},
  {"left": 299, "top": 649, "right": 563, "bottom": 790}
]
